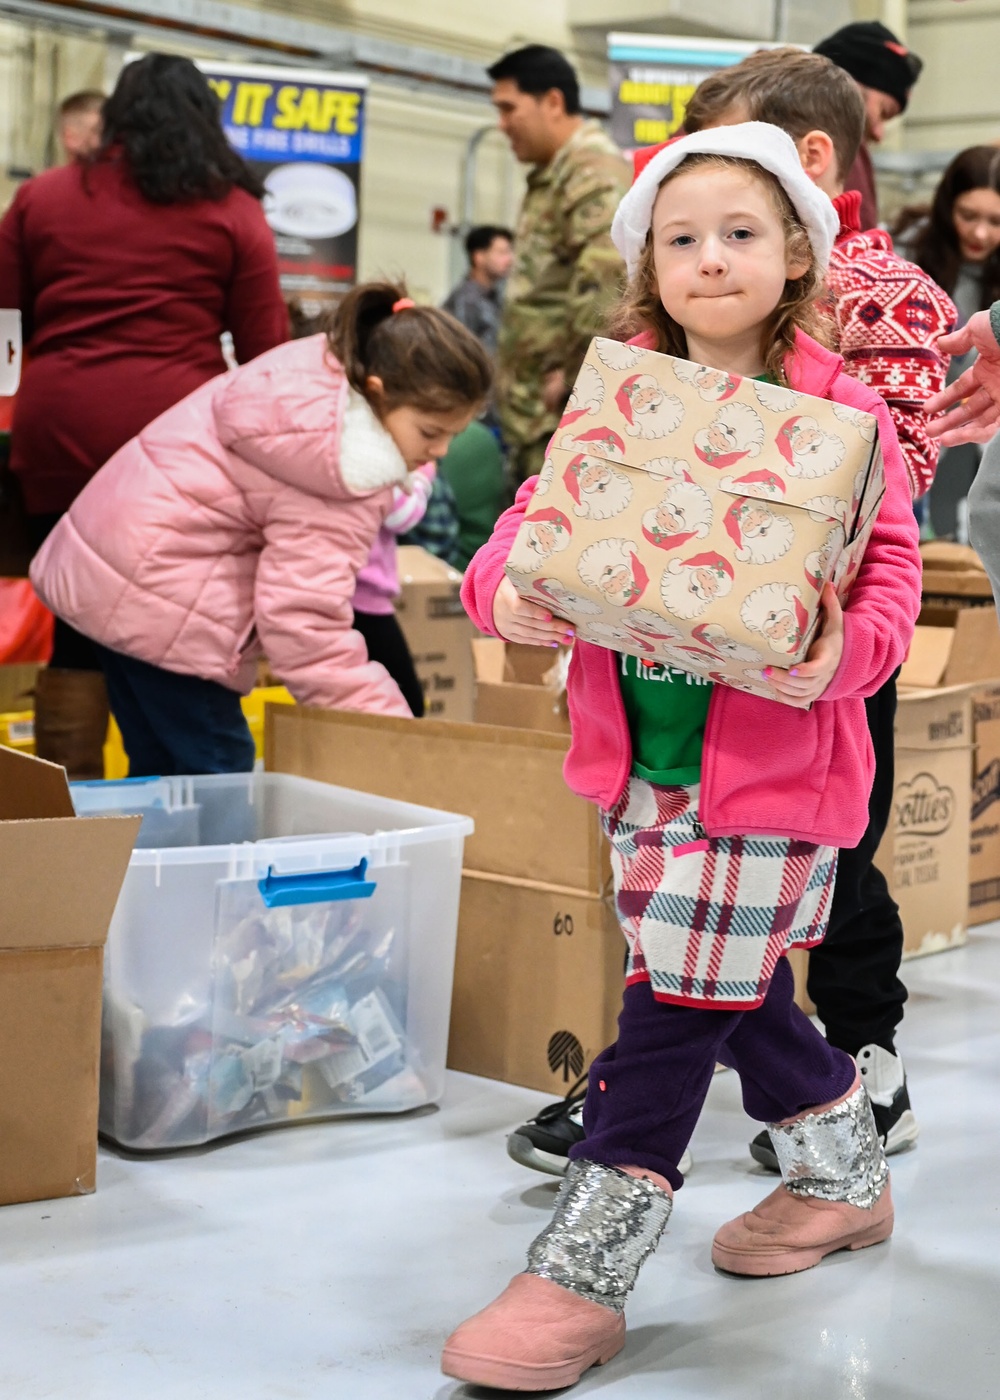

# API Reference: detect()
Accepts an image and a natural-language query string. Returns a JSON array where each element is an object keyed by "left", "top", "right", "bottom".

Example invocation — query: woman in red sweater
[{"left": 0, "top": 53, "right": 288, "bottom": 775}]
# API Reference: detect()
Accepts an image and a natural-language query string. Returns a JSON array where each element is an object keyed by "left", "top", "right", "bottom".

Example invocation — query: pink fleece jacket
[
  {"left": 31, "top": 335, "right": 415, "bottom": 717},
  {"left": 461, "top": 331, "right": 922, "bottom": 849}
]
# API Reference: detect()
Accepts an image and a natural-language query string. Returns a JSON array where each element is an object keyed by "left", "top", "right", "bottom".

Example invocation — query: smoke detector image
[{"left": 263, "top": 163, "right": 358, "bottom": 239}]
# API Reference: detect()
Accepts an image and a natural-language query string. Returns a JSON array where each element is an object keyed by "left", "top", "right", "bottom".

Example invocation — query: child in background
[
  {"left": 353, "top": 463, "right": 436, "bottom": 717},
  {"left": 31, "top": 284, "right": 491, "bottom": 775},
  {"left": 443, "top": 123, "right": 921, "bottom": 1392}
]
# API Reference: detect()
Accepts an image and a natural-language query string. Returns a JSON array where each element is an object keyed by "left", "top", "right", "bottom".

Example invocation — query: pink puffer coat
[{"left": 31, "top": 334, "right": 414, "bottom": 716}]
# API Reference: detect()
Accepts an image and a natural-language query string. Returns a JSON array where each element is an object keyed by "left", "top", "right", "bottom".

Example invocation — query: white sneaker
[{"left": 856, "top": 1043, "right": 919, "bottom": 1155}]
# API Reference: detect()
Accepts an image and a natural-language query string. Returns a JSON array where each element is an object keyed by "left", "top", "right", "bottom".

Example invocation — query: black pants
[
  {"left": 95, "top": 643, "right": 255, "bottom": 776},
  {"left": 806, "top": 670, "right": 907, "bottom": 1057},
  {"left": 352, "top": 610, "right": 425, "bottom": 717},
  {"left": 27, "top": 512, "right": 100, "bottom": 671}
]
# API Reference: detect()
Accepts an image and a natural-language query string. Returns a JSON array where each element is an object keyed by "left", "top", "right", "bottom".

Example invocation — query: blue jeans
[{"left": 95, "top": 644, "right": 255, "bottom": 777}]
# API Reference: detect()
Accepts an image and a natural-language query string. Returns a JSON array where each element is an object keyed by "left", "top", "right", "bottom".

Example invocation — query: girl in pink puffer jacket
[{"left": 30, "top": 283, "right": 491, "bottom": 775}]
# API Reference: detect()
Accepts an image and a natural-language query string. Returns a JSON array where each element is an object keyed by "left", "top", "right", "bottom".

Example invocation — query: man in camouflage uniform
[{"left": 488, "top": 46, "right": 631, "bottom": 484}]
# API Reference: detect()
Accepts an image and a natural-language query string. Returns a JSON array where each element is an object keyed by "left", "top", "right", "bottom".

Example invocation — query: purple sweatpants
[{"left": 568, "top": 956, "right": 856, "bottom": 1192}]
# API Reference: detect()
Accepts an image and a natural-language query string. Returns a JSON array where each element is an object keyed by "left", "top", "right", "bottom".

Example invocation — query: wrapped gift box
[{"left": 505, "top": 338, "right": 885, "bottom": 705}]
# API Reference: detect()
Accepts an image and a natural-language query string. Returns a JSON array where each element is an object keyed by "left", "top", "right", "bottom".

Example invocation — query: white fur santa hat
[{"left": 611, "top": 121, "right": 839, "bottom": 279}]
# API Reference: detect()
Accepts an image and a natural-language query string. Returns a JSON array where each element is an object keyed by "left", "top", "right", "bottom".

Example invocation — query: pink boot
[
  {"left": 712, "top": 1074, "right": 893, "bottom": 1278},
  {"left": 441, "top": 1161, "right": 673, "bottom": 1391},
  {"left": 441, "top": 1272, "right": 626, "bottom": 1391}
]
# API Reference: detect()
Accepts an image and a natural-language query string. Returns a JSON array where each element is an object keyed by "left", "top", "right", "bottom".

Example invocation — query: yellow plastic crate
[
  {"left": 0, "top": 709, "right": 36, "bottom": 753},
  {"left": 241, "top": 685, "right": 296, "bottom": 762},
  {"left": 103, "top": 686, "right": 295, "bottom": 778}
]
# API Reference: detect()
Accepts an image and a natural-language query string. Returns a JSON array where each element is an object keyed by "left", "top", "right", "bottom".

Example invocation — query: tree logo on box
[{"left": 548, "top": 1030, "right": 584, "bottom": 1083}]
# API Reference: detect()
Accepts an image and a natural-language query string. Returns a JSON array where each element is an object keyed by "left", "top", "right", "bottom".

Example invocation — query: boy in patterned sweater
[{"left": 506, "top": 47, "right": 955, "bottom": 1186}]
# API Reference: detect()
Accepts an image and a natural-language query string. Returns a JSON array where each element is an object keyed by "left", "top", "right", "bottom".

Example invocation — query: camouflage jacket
[{"left": 497, "top": 120, "right": 631, "bottom": 449}]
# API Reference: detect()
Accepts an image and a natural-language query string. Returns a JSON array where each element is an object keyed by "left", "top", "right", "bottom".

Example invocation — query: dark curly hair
[{"left": 100, "top": 54, "right": 265, "bottom": 204}]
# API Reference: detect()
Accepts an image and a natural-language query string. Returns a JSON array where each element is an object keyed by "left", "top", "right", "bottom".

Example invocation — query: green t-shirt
[
  {"left": 616, "top": 372, "right": 773, "bottom": 785},
  {"left": 618, "top": 654, "right": 713, "bottom": 786}
]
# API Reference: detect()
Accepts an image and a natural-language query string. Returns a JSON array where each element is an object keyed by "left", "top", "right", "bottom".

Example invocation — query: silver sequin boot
[
  {"left": 442, "top": 1161, "right": 673, "bottom": 1391},
  {"left": 712, "top": 1074, "right": 893, "bottom": 1277}
]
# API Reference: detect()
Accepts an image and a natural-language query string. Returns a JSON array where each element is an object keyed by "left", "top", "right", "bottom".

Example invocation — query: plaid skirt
[{"left": 601, "top": 776, "right": 837, "bottom": 1010}]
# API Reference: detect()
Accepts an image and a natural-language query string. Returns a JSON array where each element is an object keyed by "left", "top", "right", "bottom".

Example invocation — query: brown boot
[{"left": 33, "top": 667, "right": 110, "bottom": 780}]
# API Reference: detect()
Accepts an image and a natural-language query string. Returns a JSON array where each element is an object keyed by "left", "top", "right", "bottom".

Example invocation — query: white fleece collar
[{"left": 339, "top": 388, "right": 409, "bottom": 495}]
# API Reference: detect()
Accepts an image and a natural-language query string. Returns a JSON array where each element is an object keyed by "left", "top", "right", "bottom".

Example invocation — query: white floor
[{"left": 4, "top": 929, "right": 1000, "bottom": 1400}]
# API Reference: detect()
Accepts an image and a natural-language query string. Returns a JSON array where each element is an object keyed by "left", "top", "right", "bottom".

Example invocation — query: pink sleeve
[
  {"left": 461, "top": 478, "right": 537, "bottom": 634},
  {"left": 255, "top": 486, "right": 412, "bottom": 717},
  {"left": 382, "top": 469, "right": 434, "bottom": 535},
  {"left": 821, "top": 377, "right": 923, "bottom": 703}
]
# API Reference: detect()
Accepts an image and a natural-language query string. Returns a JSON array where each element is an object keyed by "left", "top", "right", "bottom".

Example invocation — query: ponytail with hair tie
[{"left": 327, "top": 280, "right": 492, "bottom": 416}]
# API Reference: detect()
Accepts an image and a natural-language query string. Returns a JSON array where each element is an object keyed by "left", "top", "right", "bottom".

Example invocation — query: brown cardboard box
[
  {"left": 267, "top": 704, "right": 817, "bottom": 1091},
  {"left": 267, "top": 703, "right": 617, "bottom": 1090},
  {"left": 265, "top": 704, "right": 609, "bottom": 894},
  {"left": 0, "top": 663, "right": 39, "bottom": 713},
  {"left": 472, "top": 638, "right": 571, "bottom": 735},
  {"left": 899, "top": 604, "right": 1000, "bottom": 689},
  {"left": 448, "top": 871, "right": 623, "bottom": 1094},
  {"left": 0, "top": 747, "right": 139, "bottom": 1205},
  {"left": 920, "top": 540, "right": 993, "bottom": 601},
  {"left": 970, "top": 683, "right": 1000, "bottom": 925},
  {"left": 395, "top": 546, "right": 478, "bottom": 722},
  {"left": 876, "top": 686, "right": 973, "bottom": 958},
  {"left": 505, "top": 338, "right": 884, "bottom": 705}
]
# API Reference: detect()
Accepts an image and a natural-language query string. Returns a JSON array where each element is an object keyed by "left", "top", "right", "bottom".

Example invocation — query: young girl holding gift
[{"left": 444, "top": 122, "right": 922, "bottom": 1392}]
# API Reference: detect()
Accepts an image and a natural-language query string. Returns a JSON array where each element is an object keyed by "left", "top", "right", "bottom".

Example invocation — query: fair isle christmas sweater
[{"left": 826, "top": 189, "right": 957, "bottom": 501}]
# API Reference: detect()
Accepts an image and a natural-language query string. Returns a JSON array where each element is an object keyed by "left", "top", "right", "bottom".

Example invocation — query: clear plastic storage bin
[{"left": 71, "top": 773, "right": 472, "bottom": 1150}]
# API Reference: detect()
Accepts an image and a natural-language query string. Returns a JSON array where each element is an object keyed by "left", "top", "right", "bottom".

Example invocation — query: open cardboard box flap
[
  {"left": 899, "top": 606, "right": 1000, "bottom": 689},
  {"left": 0, "top": 746, "right": 140, "bottom": 950}
]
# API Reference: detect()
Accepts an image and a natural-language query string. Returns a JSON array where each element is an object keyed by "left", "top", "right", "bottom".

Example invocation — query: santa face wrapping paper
[{"left": 504, "top": 338, "right": 885, "bottom": 705}]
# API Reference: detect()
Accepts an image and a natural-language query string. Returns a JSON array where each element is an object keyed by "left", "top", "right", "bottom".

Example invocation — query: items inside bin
[{"left": 102, "top": 864, "right": 417, "bottom": 1149}]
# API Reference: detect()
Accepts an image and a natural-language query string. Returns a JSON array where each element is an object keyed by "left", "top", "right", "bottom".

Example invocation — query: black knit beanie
[{"left": 813, "top": 21, "right": 923, "bottom": 113}]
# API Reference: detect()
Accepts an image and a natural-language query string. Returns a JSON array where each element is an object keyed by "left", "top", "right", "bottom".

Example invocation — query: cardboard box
[
  {"left": 448, "top": 871, "right": 623, "bottom": 1094},
  {"left": 505, "top": 338, "right": 884, "bottom": 705},
  {"left": 920, "top": 540, "right": 994, "bottom": 601},
  {"left": 267, "top": 703, "right": 618, "bottom": 1091},
  {"left": 395, "top": 546, "right": 478, "bottom": 722},
  {"left": 0, "top": 663, "right": 38, "bottom": 713},
  {"left": 970, "top": 683, "right": 1000, "bottom": 925},
  {"left": 266, "top": 704, "right": 609, "bottom": 895},
  {"left": 0, "top": 747, "right": 139, "bottom": 1204},
  {"left": 899, "top": 604, "right": 1000, "bottom": 688},
  {"left": 472, "top": 638, "right": 570, "bottom": 734},
  {"left": 876, "top": 686, "right": 973, "bottom": 958}
]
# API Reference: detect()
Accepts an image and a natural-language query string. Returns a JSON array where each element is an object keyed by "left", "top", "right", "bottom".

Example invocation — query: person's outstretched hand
[
  {"left": 925, "top": 308, "right": 1000, "bottom": 446},
  {"left": 492, "top": 576, "right": 575, "bottom": 647},
  {"left": 765, "top": 584, "right": 844, "bottom": 705}
]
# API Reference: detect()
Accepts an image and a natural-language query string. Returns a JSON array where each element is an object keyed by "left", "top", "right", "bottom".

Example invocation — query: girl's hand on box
[
  {"left": 492, "top": 577, "right": 575, "bottom": 647},
  {"left": 766, "top": 584, "right": 844, "bottom": 703}
]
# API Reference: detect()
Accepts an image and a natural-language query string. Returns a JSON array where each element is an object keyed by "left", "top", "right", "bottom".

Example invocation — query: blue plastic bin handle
[
  {"left": 71, "top": 775, "right": 163, "bottom": 788},
  {"left": 257, "top": 857, "right": 377, "bottom": 908}
]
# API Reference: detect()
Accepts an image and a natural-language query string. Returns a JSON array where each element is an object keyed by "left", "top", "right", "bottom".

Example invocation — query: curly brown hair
[{"left": 608, "top": 154, "right": 831, "bottom": 386}]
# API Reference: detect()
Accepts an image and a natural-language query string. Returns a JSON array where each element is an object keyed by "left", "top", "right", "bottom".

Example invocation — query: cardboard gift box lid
[{"left": 504, "top": 338, "right": 884, "bottom": 704}]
